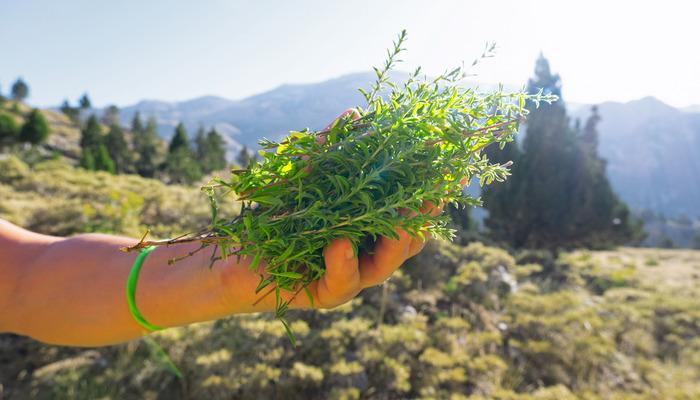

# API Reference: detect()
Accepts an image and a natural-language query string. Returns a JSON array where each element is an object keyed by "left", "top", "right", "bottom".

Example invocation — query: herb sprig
[{"left": 126, "top": 30, "right": 556, "bottom": 338}]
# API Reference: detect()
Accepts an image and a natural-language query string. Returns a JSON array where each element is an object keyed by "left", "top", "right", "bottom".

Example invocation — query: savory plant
[{"left": 126, "top": 30, "right": 555, "bottom": 337}]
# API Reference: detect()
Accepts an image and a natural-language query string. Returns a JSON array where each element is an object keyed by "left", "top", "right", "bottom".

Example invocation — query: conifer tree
[
  {"left": 79, "top": 93, "right": 92, "bottom": 110},
  {"left": 80, "top": 115, "right": 103, "bottom": 151},
  {"left": 79, "top": 147, "right": 96, "bottom": 170},
  {"left": 131, "top": 112, "right": 144, "bottom": 135},
  {"left": 133, "top": 116, "right": 159, "bottom": 178},
  {"left": 164, "top": 122, "right": 202, "bottom": 184},
  {"left": 11, "top": 78, "right": 29, "bottom": 102},
  {"left": 484, "top": 55, "right": 639, "bottom": 250},
  {"left": 571, "top": 106, "right": 644, "bottom": 247},
  {"left": 194, "top": 126, "right": 207, "bottom": 163},
  {"left": 204, "top": 128, "right": 227, "bottom": 172},
  {"left": 79, "top": 114, "right": 115, "bottom": 172},
  {"left": 168, "top": 123, "right": 189, "bottom": 153},
  {"left": 94, "top": 144, "right": 116, "bottom": 174},
  {"left": 105, "top": 123, "right": 132, "bottom": 173},
  {"left": 236, "top": 145, "right": 251, "bottom": 168},
  {"left": 19, "top": 109, "right": 49, "bottom": 144},
  {"left": 194, "top": 126, "right": 227, "bottom": 173},
  {"left": 481, "top": 140, "right": 522, "bottom": 243}
]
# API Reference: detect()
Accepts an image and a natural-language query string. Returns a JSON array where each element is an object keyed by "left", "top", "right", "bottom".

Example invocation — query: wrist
[{"left": 134, "top": 244, "right": 236, "bottom": 328}]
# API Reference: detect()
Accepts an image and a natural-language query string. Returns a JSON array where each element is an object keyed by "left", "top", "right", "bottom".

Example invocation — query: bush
[{"left": 0, "top": 112, "right": 19, "bottom": 144}]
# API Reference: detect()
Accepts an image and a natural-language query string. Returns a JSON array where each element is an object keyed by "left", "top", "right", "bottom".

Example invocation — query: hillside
[
  {"left": 0, "top": 100, "right": 82, "bottom": 160},
  {"left": 0, "top": 155, "right": 238, "bottom": 239}
]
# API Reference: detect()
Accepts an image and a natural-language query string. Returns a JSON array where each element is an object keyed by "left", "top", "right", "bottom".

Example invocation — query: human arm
[{"left": 0, "top": 211, "right": 434, "bottom": 347}]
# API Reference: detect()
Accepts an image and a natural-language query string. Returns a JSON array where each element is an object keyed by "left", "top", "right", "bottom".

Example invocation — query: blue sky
[{"left": 1, "top": 0, "right": 698, "bottom": 108}]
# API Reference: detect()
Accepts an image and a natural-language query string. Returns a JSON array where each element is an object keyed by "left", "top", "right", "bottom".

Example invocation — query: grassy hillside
[
  {"left": 0, "top": 100, "right": 82, "bottom": 159},
  {"left": 0, "top": 155, "right": 237, "bottom": 239},
  {"left": 1, "top": 160, "right": 699, "bottom": 399}
]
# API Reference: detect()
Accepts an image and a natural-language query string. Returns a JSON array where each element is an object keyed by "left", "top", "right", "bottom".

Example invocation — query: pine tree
[
  {"left": 168, "top": 123, "right": 189, "bottom": 152},
  {"left": 571, "top": 106, "right": 644, "bottom": 247},
  {"left": 194, "top": 126, "right": 207, "bottom": 163},
  {"left": 80, "top": 115, "right": 103, "bottom": 151},
  {"left": 484, "top": 55, "right": 639, "bottom": 250},
  {"left": 19, "top": 109, "right": 49, "bottom": 144},
  {"left": 133, "top": 116, "right": 159, "bottom": 178},
  {"left": 236, "top": 145, "right": 251, "bottom": 168},
  {"left": 164, "top": 122, "right": 202, "bottom": 184},
  {"left": 481, "top": 140, "right": 522, "bottom": 243},
  {"left": 204, "top": 128, "right": 227, "bottom": 172},
  {"left": 79, "top": 93, "right": 92, "bottom": 110},
  {"left": 11, "top": 78, "right": 29, "bottom": 102},
  {"left": 105, "top": 123, "right": 132, "bottom": 173},
  {"left": 512, "top": 55, "right": 579, "bottom": 249},
  {"left": 78, "top": 114, "right": 115, "bottom": 173},
  {"left": 80, "top": 147, "right": 96, "bottom": 170},
  {"left": 94, "top": 144, "right": 116, "bottom": 174},
  {"left": 194, "top": 126, "right": 227, "bottom": 173},
  {"left": 131, "top": 112, "right": 144, "bottom": 135}
]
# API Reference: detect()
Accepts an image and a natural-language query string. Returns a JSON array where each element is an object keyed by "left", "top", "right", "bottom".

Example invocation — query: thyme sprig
[{"left": 125, "top": 30, "right": 556, "bottom": 339}]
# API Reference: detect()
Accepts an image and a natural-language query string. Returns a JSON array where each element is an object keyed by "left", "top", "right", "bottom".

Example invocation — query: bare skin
[{"left": 0, "top": 110, "right": 441, "bottom": 347}]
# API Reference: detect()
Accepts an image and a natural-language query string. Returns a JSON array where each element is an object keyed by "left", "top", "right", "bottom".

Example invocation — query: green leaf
[
  {"left": 304, "top": 286, "right": 315, "bottom": 308},
  {"left": 280, "top": 318, "right": 297, "bottom": 347},
  {"left": 269, "top": 271, "right": 304, "bottom": 279}
]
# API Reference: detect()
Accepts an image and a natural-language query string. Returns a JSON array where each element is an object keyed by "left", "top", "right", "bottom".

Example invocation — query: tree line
[
  {"left": 0, "top": 77, "right": 238, "bottom": 185},
  {"left": 78, "top": 107, "right": 230, "bottom": 185}
]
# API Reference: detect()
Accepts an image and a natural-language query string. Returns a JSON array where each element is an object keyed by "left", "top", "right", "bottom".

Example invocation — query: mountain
[
  {"left": 683, "top": 105, "right": 700, "bottom": 113},
  {"left": 572, "top": 97, "right": 700, "bottom": 218},
  {"left": 115, "top": 73, "right": 700, "bottom": 218},
  {"left": 115, "top": 72, "right": 507, "bottom": 149},
  {"left": 116, "top": 72, "right": 389, "bottom": 155}
]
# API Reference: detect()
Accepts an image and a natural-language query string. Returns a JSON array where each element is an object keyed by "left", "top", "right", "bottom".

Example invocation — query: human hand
[
  {"left": 301, "top": 109, "right": 444, "bottom": 308},
  {"left": 219, "top": 110, "right": 444, "bottom": 312}
]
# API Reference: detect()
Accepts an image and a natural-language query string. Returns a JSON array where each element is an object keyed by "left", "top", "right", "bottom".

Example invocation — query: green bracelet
[{"left": 126, "top": 246, "right": 163, "bottom": 332}]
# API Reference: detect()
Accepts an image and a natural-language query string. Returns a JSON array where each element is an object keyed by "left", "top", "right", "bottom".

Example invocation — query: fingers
[
  {"left": 359, "top": 200, "right": 445, "bottom": 288},
  {"left": 318, "top": 108, "right": 361, "bottom": 145},
  {"left": 315, "top": 238, "right": 361, "bottom": 308},
  {"left": 407, "top": 231, "right": 430, "bottom": 259},
  {"left": 358, "top": 228, "right": 413, "bottom": 288},
  {"left": 323, "top": 108, "right": 361, "bottom": 131}
]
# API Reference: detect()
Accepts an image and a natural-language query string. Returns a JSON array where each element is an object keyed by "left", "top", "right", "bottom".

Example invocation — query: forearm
[
  {"left": 0, "top": 214, "right": 415, "bottom": 346},
  {"left": 2, "top": 232, "right": 240, "bottom": 346}
]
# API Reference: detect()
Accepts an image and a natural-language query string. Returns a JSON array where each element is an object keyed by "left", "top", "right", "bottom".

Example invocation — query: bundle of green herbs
[{"left": 127, "top": 31, "right": 555, "bottom": 336}]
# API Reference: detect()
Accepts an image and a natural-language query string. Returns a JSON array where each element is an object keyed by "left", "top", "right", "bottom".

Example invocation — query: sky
[{"left": 1, "top": 0, "right": 699, "bottom": 108}]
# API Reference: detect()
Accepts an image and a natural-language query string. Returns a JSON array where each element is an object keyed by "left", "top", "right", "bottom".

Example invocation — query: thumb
[{"left": 316, "top": 238, "right": 361, "bottom": 308}]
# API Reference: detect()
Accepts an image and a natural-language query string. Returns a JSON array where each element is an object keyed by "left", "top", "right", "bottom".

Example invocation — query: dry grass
[{"left": 589, "top": 247, "right": 700, "bottom": 289}]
